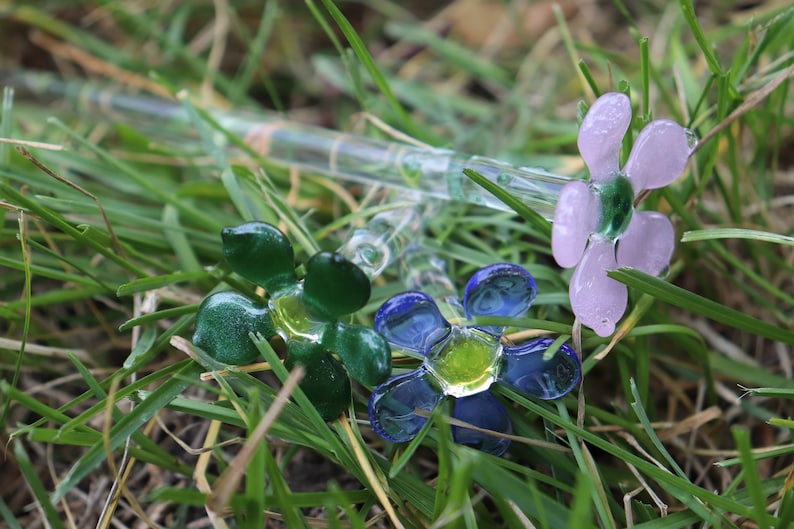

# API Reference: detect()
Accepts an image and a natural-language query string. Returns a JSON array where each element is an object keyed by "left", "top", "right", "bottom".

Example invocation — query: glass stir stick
[{"left": 4, "top": 71, "right": 571, "bottom": 219}]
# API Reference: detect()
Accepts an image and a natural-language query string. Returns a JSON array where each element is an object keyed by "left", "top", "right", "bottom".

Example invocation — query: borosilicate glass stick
[{"left": 4, "top": 71, "right": 571, "bottom": 219}]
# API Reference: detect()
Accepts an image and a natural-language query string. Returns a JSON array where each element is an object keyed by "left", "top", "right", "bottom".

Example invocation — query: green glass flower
[{"left": 193, "top": 221, "right": 392, "bottom": 420}]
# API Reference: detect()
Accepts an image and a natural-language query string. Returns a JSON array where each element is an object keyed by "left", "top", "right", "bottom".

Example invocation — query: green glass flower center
[
  {"left": 270, "top": 285, "right": 324, "bottom": 342},
  {"left": 595, "top": 174, "right": 634, "bottom": 240},
  {"left": 425, "top": 328, "right": 502, "bottom": 398}
]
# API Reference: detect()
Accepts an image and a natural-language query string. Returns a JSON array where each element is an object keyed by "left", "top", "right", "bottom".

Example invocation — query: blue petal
[
  {"left": 452, "top": 392, "right": 512, "bottom": 456},
  {"left": 368, "top": 368, "right": 443, "bottom": 443},
  {"left": 463, "top": 263, "right": 537, "bottom": 336},
  {"left": 375, "top": 291, "right": 450, "bottom": 354},
  {"left": 499, "top": 338, "right": 581, "bottom": 399}
]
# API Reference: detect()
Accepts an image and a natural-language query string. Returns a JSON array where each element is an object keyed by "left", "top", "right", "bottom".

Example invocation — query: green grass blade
[
  {"left": 1, "top": 86, "right": 13, "bottom": 165},
  {"left": 682, "top": 228, "right": 794, "bottom": 246},
  {"left": 117, "top": 270, "right": 210, "bottom": 296},
  {"left": 244, "top": 396, "right": 268, "bottom": 529},
  {"left": 264, "top": 444, "right": 309, "bottom": 528},
  {"left": 46, "top": 117, "right": 219, "bottom": 232},
  {"left": 314, "top": 0, "right": 436, "bottom": 145},
  {"left": 0, "top": 214, "right": 31, "bottom": 428},
  {"left": 13, "top": 441, "right": 68, "bottom": 529},
  {"left": 51, "top": 360, "right": 203, "bottom": 502},
  {"left": 387, "top": 410, "right": 438, "bottom": 479},
  {"left": 732, "top": 426, "right": 773, "bottom": 529},
  {"left": 385, "top": 22, "right": 512, "bottom": 87},
  {"left": 2, "top": 382, "right": 97, "bottom": 434},
  {"left": 569, "top": 472, "right": 595, "bottom": 528},
  {"left": 162, "top": 204, "right": 202, "bottom": 273},
  {"left": 228, "top": 1, "right": 280, "bottom": 105},
  {"left": 497, "top": 385, "right": 762, "bottom": 521},
  {"left": 609, "top": 267, "right": 794, "bottom": 344},
  {"left": 0, "top": 496, "right": 24, "bottom": 529},
  {"left": 557, "top": 402, "right": 615, "bottom": 527},
  {"left": 629, "top": 380, "right": 686, "bottom": 479},
  {"left": 639, "top": 36, "right": 650, "bottom": 121},
  {"left": 778, "top": 480, "right": 794, "bottom": 529},
  {"left": 0, "top": 183, "right": 148, "bottom": 277},
  {"left": 471, "top": 450, "right": 573, "bottom": 528},
  {"left": 119, "top": 305, "right": 199, "bottom": 333},
  {"left": 679, "top": 0, "right": 723, "bottom": 76},
  {"left": 463, "top": 168, "right": 552, "bottom": 239},
  {"left": 577, "top": 59, "right": 601, "bottom": 98}
]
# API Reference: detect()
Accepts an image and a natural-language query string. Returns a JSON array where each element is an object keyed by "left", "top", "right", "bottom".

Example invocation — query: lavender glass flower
[
  {"left": 552, "top": 92, "right": 696, "bottom": 336},
  {"left": 368, "top": 263, "right": 581, "bottom": 456}
]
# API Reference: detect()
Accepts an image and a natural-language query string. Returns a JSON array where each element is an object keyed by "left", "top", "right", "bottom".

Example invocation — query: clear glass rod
[{"left": 3, "top": 71, "right": 570, "bottom": 219}]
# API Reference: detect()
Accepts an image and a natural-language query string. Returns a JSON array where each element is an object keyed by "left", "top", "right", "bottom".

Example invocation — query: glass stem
[
  {"left": 336, "top": 200, "right": 423, "bottom": 281},
  {"left": 399, "top": 243, "right": 466, "bottom": 324}
]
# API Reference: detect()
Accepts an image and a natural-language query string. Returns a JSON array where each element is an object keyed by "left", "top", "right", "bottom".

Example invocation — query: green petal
[
  {"left": 222, "top": 222, "right": 296, "bottom": 295},
  {"left": 302, "top": 252, "right": 371, "bottom": 320},
  {"left": 192, "top": 291, "right": 275, "bottom": 365},
  {"left": 285, "top": 338, "right": 327, "bottom": 364},
  {"left": 322, "top": 322, "right": 391, "bottom": 386},
  {"left": 285, "top": 345, "right": 351, "bottom": 421}
]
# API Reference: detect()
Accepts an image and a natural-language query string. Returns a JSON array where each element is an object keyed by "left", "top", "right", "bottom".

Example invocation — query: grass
[{"left": 1, "top": 1, "right": 793, "bottom": 527}]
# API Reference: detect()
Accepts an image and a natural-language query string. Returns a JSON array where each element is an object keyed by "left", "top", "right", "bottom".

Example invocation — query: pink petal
[
  {"left": 578, "top": 93, "right": 632, "bottom": 184},
  {"left": 569, "top": 238, "right": 627, "bottom": 337},
  {"left": 552, "top": 181, "right": 599, "bottom": 268},
  {"left": 616, "top": 211, "right": 675, "bottom": 276},
  {"left": 624, "top": 119, "right": 695, "bottom": 192}
]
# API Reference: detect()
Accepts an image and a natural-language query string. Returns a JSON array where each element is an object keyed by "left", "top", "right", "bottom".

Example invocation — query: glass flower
[
  {"left": 368, "top": 263, "right": 581, "bottom": 456},
  {"left": 192, "top": 221, "right": 391, "bottom": 420},
  {"left": 552, "top": 92, "right": 696, "bottom": 337}
]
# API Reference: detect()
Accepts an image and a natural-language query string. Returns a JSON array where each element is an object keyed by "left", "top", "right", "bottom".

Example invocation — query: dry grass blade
[
  {"left": 206, "top": 365, "right": 305, "bottom": 513},
  {"left": 414, "top": 407, "right": 571, "bottom": 452},
  {"left": 15, "top": 146, "right": 126, "bottom": 259},
  {"left": 581, "top": 440, "right": 616, "bottom": 527},
  {"left": 623, "top": 463, "right": 668, "bottom": 527},
  {"left": 0, "top": 137, "right": 64, "bottom": 150},
  {"left": 0, "top": 338, "right": 90, "bottom": 361},
  {"left": 155, "top": 414, "right": 242, "bottom": 455},
  {"left": 199, "top": 361, "right": 274, "bottom": 381},
  {"left": 195, "top": 414, "right": 229, "bottom": 529},
  {"left": 338, "top": 417, "right": 407, "bottom": 529},
  {"left": 694, "top": 62, "right": 794, "bottom": 152},
  {"left": 29, "top": 29, "right": 172, "bottom": 98},
  {"left": 656, "top": 406, "right": 722, "bottom": 442}
]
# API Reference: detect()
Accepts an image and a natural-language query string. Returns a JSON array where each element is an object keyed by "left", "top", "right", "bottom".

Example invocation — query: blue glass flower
[{"left": 368, "top": 263, "right": 581, "bottom": 456}]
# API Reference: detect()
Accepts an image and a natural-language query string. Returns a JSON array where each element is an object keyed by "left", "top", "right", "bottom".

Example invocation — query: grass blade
[
  {"left": 682, "top": 228, "right": 794, "bottom": 246},
  {"left": 609, "top": 267, "right": 794, "bottom": 344},
  {"left": 51, "top": 360, "right": 203, "bottom": 502},
  {"left": 463, "top": 168, "right": 552, "bottom": 239},
  {"left": 679, "top": 0, "right": 723, "bottom": 76},
  {"left": 732, "top": 426, "right": 773, "bottom": 529},
  {"left": 13, "top": 442, "right": 68, "bottom": 529},
  {"left": 314, "top": 0, "right": 436, "bottom": 145}
]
